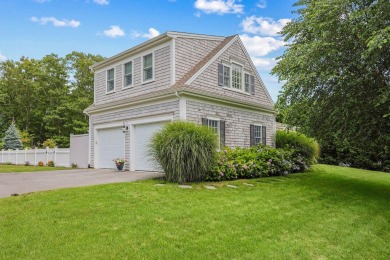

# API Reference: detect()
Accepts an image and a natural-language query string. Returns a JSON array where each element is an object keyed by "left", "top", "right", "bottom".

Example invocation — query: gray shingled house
[{"left": 84, "top": 31, "right": 275, "bottom": 171}]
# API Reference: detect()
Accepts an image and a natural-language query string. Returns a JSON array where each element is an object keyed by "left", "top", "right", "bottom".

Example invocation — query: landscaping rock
[
  {"left": 178, "top": 185, "right": 192, "bottom": 189},
  {"left": 243, "top": 183, "right": 255, "bottom": 187},
  {"left": 204, "top": 185, "right": 217, "bottom": 190},
  {"left": 226, "top": 185, "right": 238, "bottom": 189}
]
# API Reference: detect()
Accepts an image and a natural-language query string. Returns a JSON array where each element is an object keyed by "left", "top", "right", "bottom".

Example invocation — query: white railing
[{"left": 0, "top": 147, "right": 70, "bottom": 167}]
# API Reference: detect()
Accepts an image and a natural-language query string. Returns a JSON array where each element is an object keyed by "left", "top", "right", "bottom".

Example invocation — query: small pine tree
[{"left": 3, "top": 123, "right": 23, "bottom": 150}]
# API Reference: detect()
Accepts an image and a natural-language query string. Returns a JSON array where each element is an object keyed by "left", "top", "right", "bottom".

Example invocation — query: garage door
[
  {"left": 134, "top": 122, "right": 166, "bottom": 171},
  {"left": 98, "top": 127, "right": 125, "bottom": 169}
]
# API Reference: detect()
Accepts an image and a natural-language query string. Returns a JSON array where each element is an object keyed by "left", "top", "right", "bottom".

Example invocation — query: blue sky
[{"left": 0, "top": 0, "right": 297, "bottom": 101}]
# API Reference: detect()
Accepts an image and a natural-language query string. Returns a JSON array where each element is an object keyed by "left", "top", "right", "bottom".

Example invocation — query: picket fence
[{"left": 0, "top": 147, "right": 70, "bottom": 167}]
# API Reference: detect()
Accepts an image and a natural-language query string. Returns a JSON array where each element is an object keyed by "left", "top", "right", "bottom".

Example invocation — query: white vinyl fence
[{"left": 0, "top": 147, "right": 70, "bottom": 167}]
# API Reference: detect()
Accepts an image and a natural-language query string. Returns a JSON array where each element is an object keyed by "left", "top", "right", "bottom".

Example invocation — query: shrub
[
  {"left": 71, "top": 163, "right": 78, "bottom": 169},
  {"left": 275, "top": 130, "right": 320, "bottom": 162},
  {"left": 47, "top": 160, "right": 55, "bottom": 167},
  {"left": 43, "top": 139, "right": 56, "bottom": 148},
  {"left": 38, "top": 161, "right": 44, "bottom": 167},
  {"left": 207, "top": 145, "right": 311, "bottom": 182},
  {"left": 149, "top": 121, "right": 218, "bottom": 183},
  {"left": 25, "top": 161, "right": 30, "bottom": 166}
]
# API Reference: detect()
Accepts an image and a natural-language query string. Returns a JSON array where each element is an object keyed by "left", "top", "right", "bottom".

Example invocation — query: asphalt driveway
[{"left": 0, "top": 169, "right": 164, "bottom": 198}]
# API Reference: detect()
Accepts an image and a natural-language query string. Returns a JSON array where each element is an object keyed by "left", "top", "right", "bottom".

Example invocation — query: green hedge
[
  {"left": 275, "top": 130, "right": 320, "bottom": 162},
  {"left": 206, "top": 145, "right": 311, "bottom": 181}
]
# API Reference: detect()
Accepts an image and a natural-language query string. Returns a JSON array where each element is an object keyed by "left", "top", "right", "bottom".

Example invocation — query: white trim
[
  {"left": 93, "top": 121, "right": 124, "bottom": 169},
  {"left": 179, "top": 97, "right": 187, "bottom": 120},
  {"left": 94, "top": 41, "right": 172, "bottom": 75},
  {"left": 185, "top": 36, "right": 238, "bottom": 85},
  {"left": 105, "top": 67, "right": 116, "bottom": 94},
  {"left": 88, "top": 117, "right": 92, "bottom": 167},
  {"left": 129, "top": 113, "right": 173, "bottom": 171},
  {"left": 141, "top": 52, "right": 155, "bottom": 84},
  {"left": 171, "top": 38, "right": 176, "bottom": 85},
  {"left": 222, "top": 86, "right": 251, "bottom": 95},
  {"left": 167, "top": 31, "right": 225, "bottom": 41},
  {"left": 122, "top": 60, "right": 134, "bottom": 89}
]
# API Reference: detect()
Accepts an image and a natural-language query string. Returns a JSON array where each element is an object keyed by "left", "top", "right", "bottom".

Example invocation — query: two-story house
[{"left": 85, "top": 31, "right": 275, "bottom": 171}]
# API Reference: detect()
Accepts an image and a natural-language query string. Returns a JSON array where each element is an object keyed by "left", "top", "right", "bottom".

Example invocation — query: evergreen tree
[{"left": 3, "top": 123, "right": 23, "bottom": 150}]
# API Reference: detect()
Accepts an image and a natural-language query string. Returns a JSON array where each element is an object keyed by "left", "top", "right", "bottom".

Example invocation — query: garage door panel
[
  {"left": 134, "top": 122, "right": 166, "bottom": 171},
  {"left": 98, "top": 127, "right": 125, "bottom": 169}
]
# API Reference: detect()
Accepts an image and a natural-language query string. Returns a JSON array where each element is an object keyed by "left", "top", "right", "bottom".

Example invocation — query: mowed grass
[
  {"left": 0, "top": 165, "right": 69, "bottom": 173},
  {"left": 0, "top": 164, "right": 389, "bottom": 259}
]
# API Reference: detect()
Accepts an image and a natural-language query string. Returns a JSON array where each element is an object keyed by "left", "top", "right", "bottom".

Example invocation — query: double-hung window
[
  {"left": 107, "top": 68, "right": 115, "bottom": 92},
  {"left": 202, "top": 118, "right": 225, "bottom": 149},
  {"left": 250, "top": 124, "right": 267, "bottom": 146},
  {"left": 222, "top": 65, "right": 230, "bottom": 87},
  {"left": 124, "top": 61, "right": 132, "bottom": 88},
  {"left": 143, "top": 53, "right": 153, "bottom": 82}
]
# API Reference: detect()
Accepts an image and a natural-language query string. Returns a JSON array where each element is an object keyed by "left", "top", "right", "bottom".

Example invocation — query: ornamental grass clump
[{"left": 149, "top": 121, "right": 218, "bottom": 183}]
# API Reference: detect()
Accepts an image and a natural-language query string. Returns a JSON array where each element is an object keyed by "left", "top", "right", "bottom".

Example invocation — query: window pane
[
  {"left": 144, "top": 68, "right": 153, "bottom": 81},
  {"left": 107, "top": 69, "right": 114, "bottom": 80},
  {"left": 125, "top": 62, "right": 132, "bottom": 75},
  {"left": 107, "top": 81, "right": 114, "bottom": 91},
  {"left": 254, "top": 125, "right": 262, "bottom": 145},
  {"left": 232, "top": 64, "right": 242, "bottom": 89},
  {"left": 125, "top": 75, "right": 132, "bottom": 86},
  {"left": 143, "top": 54, "right": 152, "bottom": 68}
]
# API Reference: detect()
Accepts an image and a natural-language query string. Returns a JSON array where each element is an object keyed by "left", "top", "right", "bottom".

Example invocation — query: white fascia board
[
  {"left": 167, "top": 31, "right": 225, "bottom": 41},
  {"left": 179, "top": 91, "right": 275, "bottom": 115},
  {"left": 185, "top": 36, "right": 238, "bottom": 85}
]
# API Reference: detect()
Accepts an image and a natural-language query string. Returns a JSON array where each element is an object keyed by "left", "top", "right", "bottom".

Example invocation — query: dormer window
[
  {"left": 231, "top": 63, "right": 242, "bottom": 90},
  {"left": 107, "top": 68, "right": 115, "bottom": 93},
  {"left": 143, "top": 53, "right": 153, "bottom": 82}
]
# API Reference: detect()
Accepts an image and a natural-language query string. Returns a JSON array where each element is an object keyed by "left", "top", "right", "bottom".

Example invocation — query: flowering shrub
[
  {"left": 206, "top": 145, "right": 312, "bottom": 181},
  {"left": 113, "top": 158, "right": 127, "bottom": 166}
]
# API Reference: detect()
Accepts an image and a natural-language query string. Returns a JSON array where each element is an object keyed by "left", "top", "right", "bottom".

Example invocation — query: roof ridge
[{"left": 172, "top": 35, "right": 236, "bottom": 88}]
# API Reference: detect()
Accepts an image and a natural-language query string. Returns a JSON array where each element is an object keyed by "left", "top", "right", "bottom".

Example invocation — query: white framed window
[
  {"left": 202, "top": 118, "right": 225, "bottom": 150},
  {"left": 142, "top": 53, "right": 154, "bottom": 83},
  {"left": 218, "top": 62, "right": 254, "bottom": 94},
  {"left": 106, "top": 68, "right": 115, "bottom": 93},
  {"left": 123, "top": 61, "right": 133, "bottom": 88},
  {"left": 231, "top": 63, "right": 242, "bottom": 90},
  {"left": 254, "top": 125, "right": 262, "bottom": 145}
]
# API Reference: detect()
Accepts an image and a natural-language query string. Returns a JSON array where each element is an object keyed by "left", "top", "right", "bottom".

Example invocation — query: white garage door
[
  {"left": 134, "top": 122, "right": 166, "bottom": 171},
  {"left": 98, "top": 127, "right": 125, "bottom": 169}
]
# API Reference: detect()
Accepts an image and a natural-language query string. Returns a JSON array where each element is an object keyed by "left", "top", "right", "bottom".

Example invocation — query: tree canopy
[
  {"left": 0, "top": 52, "right": 104, "bottom": 147},
  {"left": 272, "top": 0, "right": 390, "bottom": 171}
]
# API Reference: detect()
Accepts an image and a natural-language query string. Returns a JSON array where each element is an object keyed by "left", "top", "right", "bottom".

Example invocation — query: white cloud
[
  {"left": 240, "top": 34, "right": 285, "bottom": 57},
  {"left": 256, "top": 0, "right": 266, "bottom": 8},
  {"left": 103, "top": 25, "right": 125, "bottom": 38},
  {"left": 31, "top": 16, "right": 80, "bottom": 28},
  {"left": 131, "top": 28, "right": 161, "bottom": 39},
  {"left": 194, "top": 0, "right": 244, "bottom": 15},
  {"left": 241, "top": 16, "right": 291, "bottom": 36},
  {"left": 251, "top": 57, "right": 277, "bottom": 72},
  {"left": 0, "top": 52, "right": 7, "bottom": 62},
  {"left": 142, "top": 28, "right": 160, "bottom": 39},
  {"left": 93, "top": 0, "right": 109, "bottom": 5}
]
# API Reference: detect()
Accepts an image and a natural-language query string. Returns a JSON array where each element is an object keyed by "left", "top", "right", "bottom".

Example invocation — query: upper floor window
[
  {"left": 124, "top": 61, "right": 133, "bottom": 88},
  {"left": 107, "top": 68, "right": 115, "bottom": 92},
  {"left": 218, "top": 62, "right": 254, "bottom": 94},
  {"left": 143, "top": 53, "right": 153, "bottom": 82}
]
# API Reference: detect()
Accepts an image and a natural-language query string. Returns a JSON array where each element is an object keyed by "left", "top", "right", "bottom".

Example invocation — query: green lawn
[
  {"left": 0, "top": 165, "right": 69, "bottom": 173},
  {"left": 0, "top": 164, "right": 389, "bottom": 259}
]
